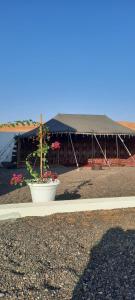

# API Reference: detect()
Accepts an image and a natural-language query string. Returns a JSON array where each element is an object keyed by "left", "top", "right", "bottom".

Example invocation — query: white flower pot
[{"left": 28, "top": 180, "right": 60, "bottom": 203}]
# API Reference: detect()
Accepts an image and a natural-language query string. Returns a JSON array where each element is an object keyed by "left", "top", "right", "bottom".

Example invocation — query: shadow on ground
[
  {"left": 56, "top": 189, "right": 81, "bottom": 200},
  {"left": 55, "top": 180, "right": 92, "bottom": 200},
  {"left": 72, "top": 227, "right": 135, "bottom": 299}
]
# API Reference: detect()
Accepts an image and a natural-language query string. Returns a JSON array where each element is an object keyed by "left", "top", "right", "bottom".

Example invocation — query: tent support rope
[
  {"left": 69, "top": 133, "right": 79, "bottom": 169},
  {"left": 118, "top": 134, "right": 135, "bottom": 162},
  {"left": 94, "top": 134, "right": 110, "bottom": 167}
]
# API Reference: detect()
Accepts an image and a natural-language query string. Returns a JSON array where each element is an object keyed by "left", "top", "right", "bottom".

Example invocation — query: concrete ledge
[{"left": 0, "top": 196, "right": 135, "bottom": 220}]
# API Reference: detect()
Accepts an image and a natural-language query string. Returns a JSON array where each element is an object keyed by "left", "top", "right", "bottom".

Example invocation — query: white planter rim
[{"left": 27, "top": 179, "right": 60, "bottom": 188}]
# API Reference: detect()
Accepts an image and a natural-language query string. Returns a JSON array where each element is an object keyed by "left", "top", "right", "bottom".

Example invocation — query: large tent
[{"left": 17, "top": 114, "right": 135, "bottom": 167}]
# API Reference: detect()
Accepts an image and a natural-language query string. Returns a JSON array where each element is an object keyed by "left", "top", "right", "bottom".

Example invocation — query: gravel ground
[
  {"left": 0, "top": 166, "right": 135, "bottom": 204},
  {"left": 0, "top": 209, "right": 135, "bottom": 299}
]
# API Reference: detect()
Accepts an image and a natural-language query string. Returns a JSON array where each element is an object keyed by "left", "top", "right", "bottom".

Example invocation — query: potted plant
[{"left": 10, "top": 115, "right": 60, "bottom": 203}]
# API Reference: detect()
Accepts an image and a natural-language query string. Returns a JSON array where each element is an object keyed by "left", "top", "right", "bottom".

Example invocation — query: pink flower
[
  {"left": 51, "top": 141, "right": 61, "bottom": 150},
  {"left": 10, "top": 173, "right": 24, "bottom": 186}
]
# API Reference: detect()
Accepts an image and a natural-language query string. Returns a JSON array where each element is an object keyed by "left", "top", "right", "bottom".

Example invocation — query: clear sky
[{"left": 0, "top": 0, "right": 135, "bottom": 123}]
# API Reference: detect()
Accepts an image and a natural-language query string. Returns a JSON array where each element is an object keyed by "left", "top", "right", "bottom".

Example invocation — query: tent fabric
[
  {"left": 0, "top": 132, "right": 16, "bottom": 165},
  {"left": 20, "top": 114, "right": 135, "bottom": 138}
]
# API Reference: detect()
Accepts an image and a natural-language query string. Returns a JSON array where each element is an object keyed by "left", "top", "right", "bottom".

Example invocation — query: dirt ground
[
  {"left": 0, "top": 209, "right": 135, "bottom": 299},
  {"left": 1, "top": 167, "right": 135, "bottom": 299},
  {"left": 0, "top": 166, "right": 135, "bottom": 204}
]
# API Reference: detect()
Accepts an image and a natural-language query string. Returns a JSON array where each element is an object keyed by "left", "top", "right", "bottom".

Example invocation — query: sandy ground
[
  {"left": 0, "top": 166, "right": 135, "bottom": 204},
  {"left": 0, "top": 209, "right": 135, "bottom": 299}
]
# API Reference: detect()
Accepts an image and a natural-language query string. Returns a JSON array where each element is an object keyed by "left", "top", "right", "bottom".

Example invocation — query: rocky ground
[
  {"left": 0, "top": 166, "right": 135, "bottom": 204},
  {"left": 0, "top": 209, "right": 135, "bottom": 299}
]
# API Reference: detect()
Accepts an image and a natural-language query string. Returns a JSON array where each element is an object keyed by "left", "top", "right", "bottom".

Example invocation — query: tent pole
[
  {"left": 118, "top": 134, "right": 135, "bottom": 162},
  {"left": 69, "top": 133, "right": 79, "bottom": 170},
  {"left": 116, "top": 135, "right": 119, "bottom": 159},
  {"left": 40, "top": 114, "right": 43, "bottom": 178},
  {"left": 17, "top": 137, "right": 21, "bottom": 168},
  {"left": 92, "top": 134, "right": 94, "bottom": 163},
  {"left": 104, "top": 136, "right": 107, "bottom": 160},
  {"left": 94, "top": 134, "right": 110, "bottom": 167}
]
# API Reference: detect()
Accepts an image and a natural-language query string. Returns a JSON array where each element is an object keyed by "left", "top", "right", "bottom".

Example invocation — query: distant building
[
  {"left": 0, "top": 124, "right": 37, "bottom": 132},
  {"left": 118, "top": 122, "right": 135, "bottom": 131},
  {"left": 0, "top": 123, "right": 38, "bottom": 165}
]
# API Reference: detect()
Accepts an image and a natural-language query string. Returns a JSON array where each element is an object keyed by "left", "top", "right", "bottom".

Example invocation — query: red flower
[
  {"left": 42, "top": 171, "right": 58, "bottom": 181},
  {"left": 10, "top": 173, "right": 24, "bottom": 186},
  {"left": 51, "top": 173, "right": 58, "bottom": 181},
  {"left": 51, "top": 141, "right": 61, "bottom": 150}
]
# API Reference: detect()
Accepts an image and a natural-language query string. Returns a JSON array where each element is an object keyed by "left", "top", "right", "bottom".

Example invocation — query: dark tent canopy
[{"left": 20, "top": 114, "right": 135, "bottom": 138}]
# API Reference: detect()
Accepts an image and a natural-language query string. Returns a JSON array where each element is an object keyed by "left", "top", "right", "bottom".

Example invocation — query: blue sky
[{"left": 0, "top": 0, "right": 135, "bottom": 122}]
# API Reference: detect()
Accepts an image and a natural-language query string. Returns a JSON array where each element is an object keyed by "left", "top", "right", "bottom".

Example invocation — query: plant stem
[{"left": 40, "top": 114, "right": 43, "bottom": 178}]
